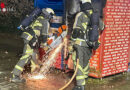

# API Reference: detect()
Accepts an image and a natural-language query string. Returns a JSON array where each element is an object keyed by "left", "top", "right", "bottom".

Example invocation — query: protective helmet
[
  {"left": 42, "top": 8, "right": 55, "bottom": 20},
  {"left": 81, "top": 0, "right": 91, "bottom": 4},
  {"left": 45, "top": 8, "right": 55, "bottom": 16},
  {"left": 80, "top": 0, "right": 92, "bottom": 11}
]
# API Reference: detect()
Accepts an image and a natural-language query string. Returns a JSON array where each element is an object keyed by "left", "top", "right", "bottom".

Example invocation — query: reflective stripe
[
  {"left": 76, "top": 38, "right": 86, "bottom": 41},
  {"left": 32, "top": 23, "right": 42, "bottom": 27},
  {"left": 74, "top": 61, "right": 84, "bottom": 74},
  {"left": 73, "top": 12, "right": 83, "bottom": 29},
  {"left": 25, "top": 59, "right": 29, "bottom": 64},
  {"left": 35, "top": 20, "right": 40, "bottom": 23},
  {"left": 38, "top": 16, "right": 44, "bottom": 19},
  {"left": 82, "top": 80, "right": 85, "bottom": 85},
  {"left": 82, "top": 23, "right": 87, "bottom": 30},
  {"left": 84, "top": 71, "right": 89, "bottom": 75},
  {"left": 89, "top": 10, "right": 93, "bottom": 14},
  {"left": 84, "top": 63, "right": 89, "bottom": 72},
  {"left": 25, "top": 49, "right": 33, "bottom": 54},
  {"left": 34, "top": 30, "right": 40, "bottom": 36},
  {"left": 72, "top": 51, "right": 76, "bottom": 61},
  {"left": 31, "top": 60, "right": 36, "bottom": 65},
  {"left": 76, "top": 75, "right": 85, "bottom": 80},
  {"left": 24, "top": 32, "right": 33, "bottom": 40},
  {"left": 84, "top": 75, "right": 88, "bottom": 78},
  {"left": 20, "top": 55, "right": 29, "bottom": 60},
  {"left": 15, "top": 65, "right": 23, "bottom": 71},
  {"left": 84, "top": 15, "right": 88, "bottom": 18}
]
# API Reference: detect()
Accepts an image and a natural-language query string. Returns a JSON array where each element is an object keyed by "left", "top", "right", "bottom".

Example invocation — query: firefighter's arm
[{"left": 31, "top": 16, "right": 44, "bottom": 36}]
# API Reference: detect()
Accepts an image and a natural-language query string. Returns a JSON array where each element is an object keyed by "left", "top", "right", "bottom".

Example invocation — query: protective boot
[
  {"left": 72, "top": 85, "right": 85, "bottom": 90},
  {"left": 11, "top": 75, "right": 26, "bottom": 83}
]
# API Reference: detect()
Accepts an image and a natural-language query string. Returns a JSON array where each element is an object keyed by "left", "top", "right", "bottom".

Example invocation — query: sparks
[
  {"left": 39, "top": 37, "right": 67, "bottom": 75},
  {"left": 29, "top": 74, "right": 46, "bottom": 80}
]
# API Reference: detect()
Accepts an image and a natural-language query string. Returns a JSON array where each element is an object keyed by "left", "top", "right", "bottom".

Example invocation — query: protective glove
[
  {"left": 92, "top": 41, "right": 100, "bottom": 50},
  {"left": 87, "top": 41, "right": 100, "bottom": 50},
  {"left": 31, "top": 64, "right": 40, "bottom": 73}
]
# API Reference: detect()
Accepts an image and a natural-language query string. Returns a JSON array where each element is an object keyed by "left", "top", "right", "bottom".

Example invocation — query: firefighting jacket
[
  {"left": 71, "top": 10, "right": 92, "bottom": 46},
  {"left": 21, "top": 15, "right": 50, "bottom": 43}
]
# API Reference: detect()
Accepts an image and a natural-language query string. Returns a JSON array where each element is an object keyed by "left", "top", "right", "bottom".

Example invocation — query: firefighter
[
  {"left": 11, "top": 8, "right": 55, "bottom": 83},
  {"left": 69, "top": 0, "right": 93, "bottom": 90}
]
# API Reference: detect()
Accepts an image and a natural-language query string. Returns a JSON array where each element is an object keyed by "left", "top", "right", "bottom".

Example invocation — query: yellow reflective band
[
  {"left": 13, "top": 74, "right": 15, "bottom": 78},
  {"left": 24, "top": 32, "right": 33, "bottom": 40},
  {"left": 38, "top": 16, "right": 44, "bottom": 19},
  {"left": 82, "top": 23, "right": 87, "bottom": 30},
  {"left": 35, "top": 20, "right": 40, "bottom": 23},
  {"left": 25, "top": 59, "right": 29, "bottom": 64},
  {"left": 84, "top": 71, "right": 89, "bottom": 75},
  {"left": 31, "top": 60, "right": 36, "bottom": 65},
  {"left": 20, "top": 55, "right": 29, "bottom": 60},
  {"left": 84, "top": 15, "right": 88, "bottom": 18},
  {"left": 71, "top": 37, "right": 76, "bottom": 41},
  {"left": 74, "top": 62, "right": 84, "bottom": 74},
  {"left": 25, "top": 49, "right": 33, "bottom": 54},
  {"left": 15, "top": 65, "right": 23, "bottom": 71},
  {"left": 33, "top": 23, "right": 42, "bottom": 27},
  {"left": 82, "top": 80, "right": 86, "bottom": 85},
  {"left": 76, "top": 38, "right": 86, "bottom": 41},
  {"left": 89, "top": 10, "right": 93, "bottom": 15},
  {"left": 76, "top": 75, "right": 85, "bottom": 80},
  {"left": 34, "top": 30, "right": 40, "bottom": 36},
  {"left": 84, "top": 63, "right": 89, "bottom": 72},
  {"left": 73, "top": 12, "right": 82, "bottom": 29},
  {"left": 84, "top": 75, "right": 88, "bottom": 78},
  {"left": 72, "top": 51, "right": 76, "bottom": 61}
]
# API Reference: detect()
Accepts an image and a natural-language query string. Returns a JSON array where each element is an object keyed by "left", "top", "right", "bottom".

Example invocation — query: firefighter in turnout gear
[
  {"left": 11, "top": 8, "right": 55, "bottom": 83},
  {"left": 69, "top": 0, "right": 93, "bottom": 90}
]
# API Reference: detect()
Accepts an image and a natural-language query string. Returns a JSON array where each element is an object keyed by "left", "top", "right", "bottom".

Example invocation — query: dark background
[{"left": 0, "top": 0, "right": 34, "bottom": 33}]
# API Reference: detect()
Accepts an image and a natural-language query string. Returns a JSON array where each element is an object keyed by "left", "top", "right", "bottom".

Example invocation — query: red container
[{"left": 89, "top": 0, "right": 130, "bottom": 78}]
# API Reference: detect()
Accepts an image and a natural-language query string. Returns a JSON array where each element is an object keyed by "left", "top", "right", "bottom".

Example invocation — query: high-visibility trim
[
  {"left": 84, "top": 15, "right": 88, "bottom": 18},
  {"left": 24, "top": 32, "right": 33, "bottom": 40},
  {"left": 34, "top": 30, "right": 40, "bottom": 36},
  {"left": 82, "top": 23, "right": 87, "bottom": 30},
  {"left": 20, "top": 55, "right": 29, "bottom": 60},
  {"left": 73, "top": 12, "right": 83, "bottom": 29},
  {"left": 76, "top": 38, "right": 86, "bottom": 42},
  {"left": 74, "top": 61, "right": 84, "bottom": 74},
  {"left": 15, "top": 65, "right": 23, "bottom": 71},
  {"left": 13, "top": 74, "right": 15, "bottom": 78},
  {"left": 82, "top": 80, "right": 86, "bottom": 85},
  {"left": 89, "top": 10, "right": 93, "bottom": 14},
  {"left": 35, "top": 20, "right": 40, "bottom": 23},
  {"left": 76, "top": 75, "right": 85, "bottom": 80},
  {"left": 84, "top": 71, "right": 89, "bottom": 75},
  {"left": 72, "top": 51, "right": 76, "bottom": 61},
  {"left": 25, "top": 59, "right": 29, "bottom": 64},
  {"left": 71, "top": 37, "right": 76, "bottom": 41},
  {"left": 31, "top": 60, "right": 36, "bottom": 65},
  {"left": 84, "top": 63, "right": 89, "bottom": 72},
  {"left": 32, "top": 23, "right": 42, "bottom": 27},
  {"left": 84, "top": 75, "right": 88, "bottom": 78},
  {"left": 25, "top": 49, "right": 33, "bottom": 54},
  {"left": 38, "top": 16, "right": 44, "bottom": 19}
]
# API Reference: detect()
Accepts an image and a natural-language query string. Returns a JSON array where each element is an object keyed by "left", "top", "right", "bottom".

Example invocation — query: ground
[{"left": 0, "top": 33, "right": 130, "bottom": 90}]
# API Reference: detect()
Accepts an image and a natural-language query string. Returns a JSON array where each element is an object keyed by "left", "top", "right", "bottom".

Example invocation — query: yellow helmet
[{"left": 45, "top": 8, "right": 55, "bottom": 15}]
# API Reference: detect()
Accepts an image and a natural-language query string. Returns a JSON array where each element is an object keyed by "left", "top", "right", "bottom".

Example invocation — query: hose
[{"left": 59, "top": 59, "right": 79, "bottom": 90}]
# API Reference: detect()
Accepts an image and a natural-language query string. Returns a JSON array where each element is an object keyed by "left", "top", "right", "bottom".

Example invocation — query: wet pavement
[{"left": 0, "top": 33, "right": 130, "bottom": 90}]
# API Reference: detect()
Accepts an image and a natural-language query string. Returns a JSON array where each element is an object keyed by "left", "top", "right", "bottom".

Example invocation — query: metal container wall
[{"left": 89, "top": 0, "right": 130, "bottom": 78}]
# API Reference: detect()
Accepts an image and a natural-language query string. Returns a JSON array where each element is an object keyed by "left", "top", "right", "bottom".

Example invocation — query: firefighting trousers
[
  {"left": 12, "top": 40, "right": 37, "bottom": 76},
  {"left": 72, "top": 45, "right": 92, "bottom": 86}
]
